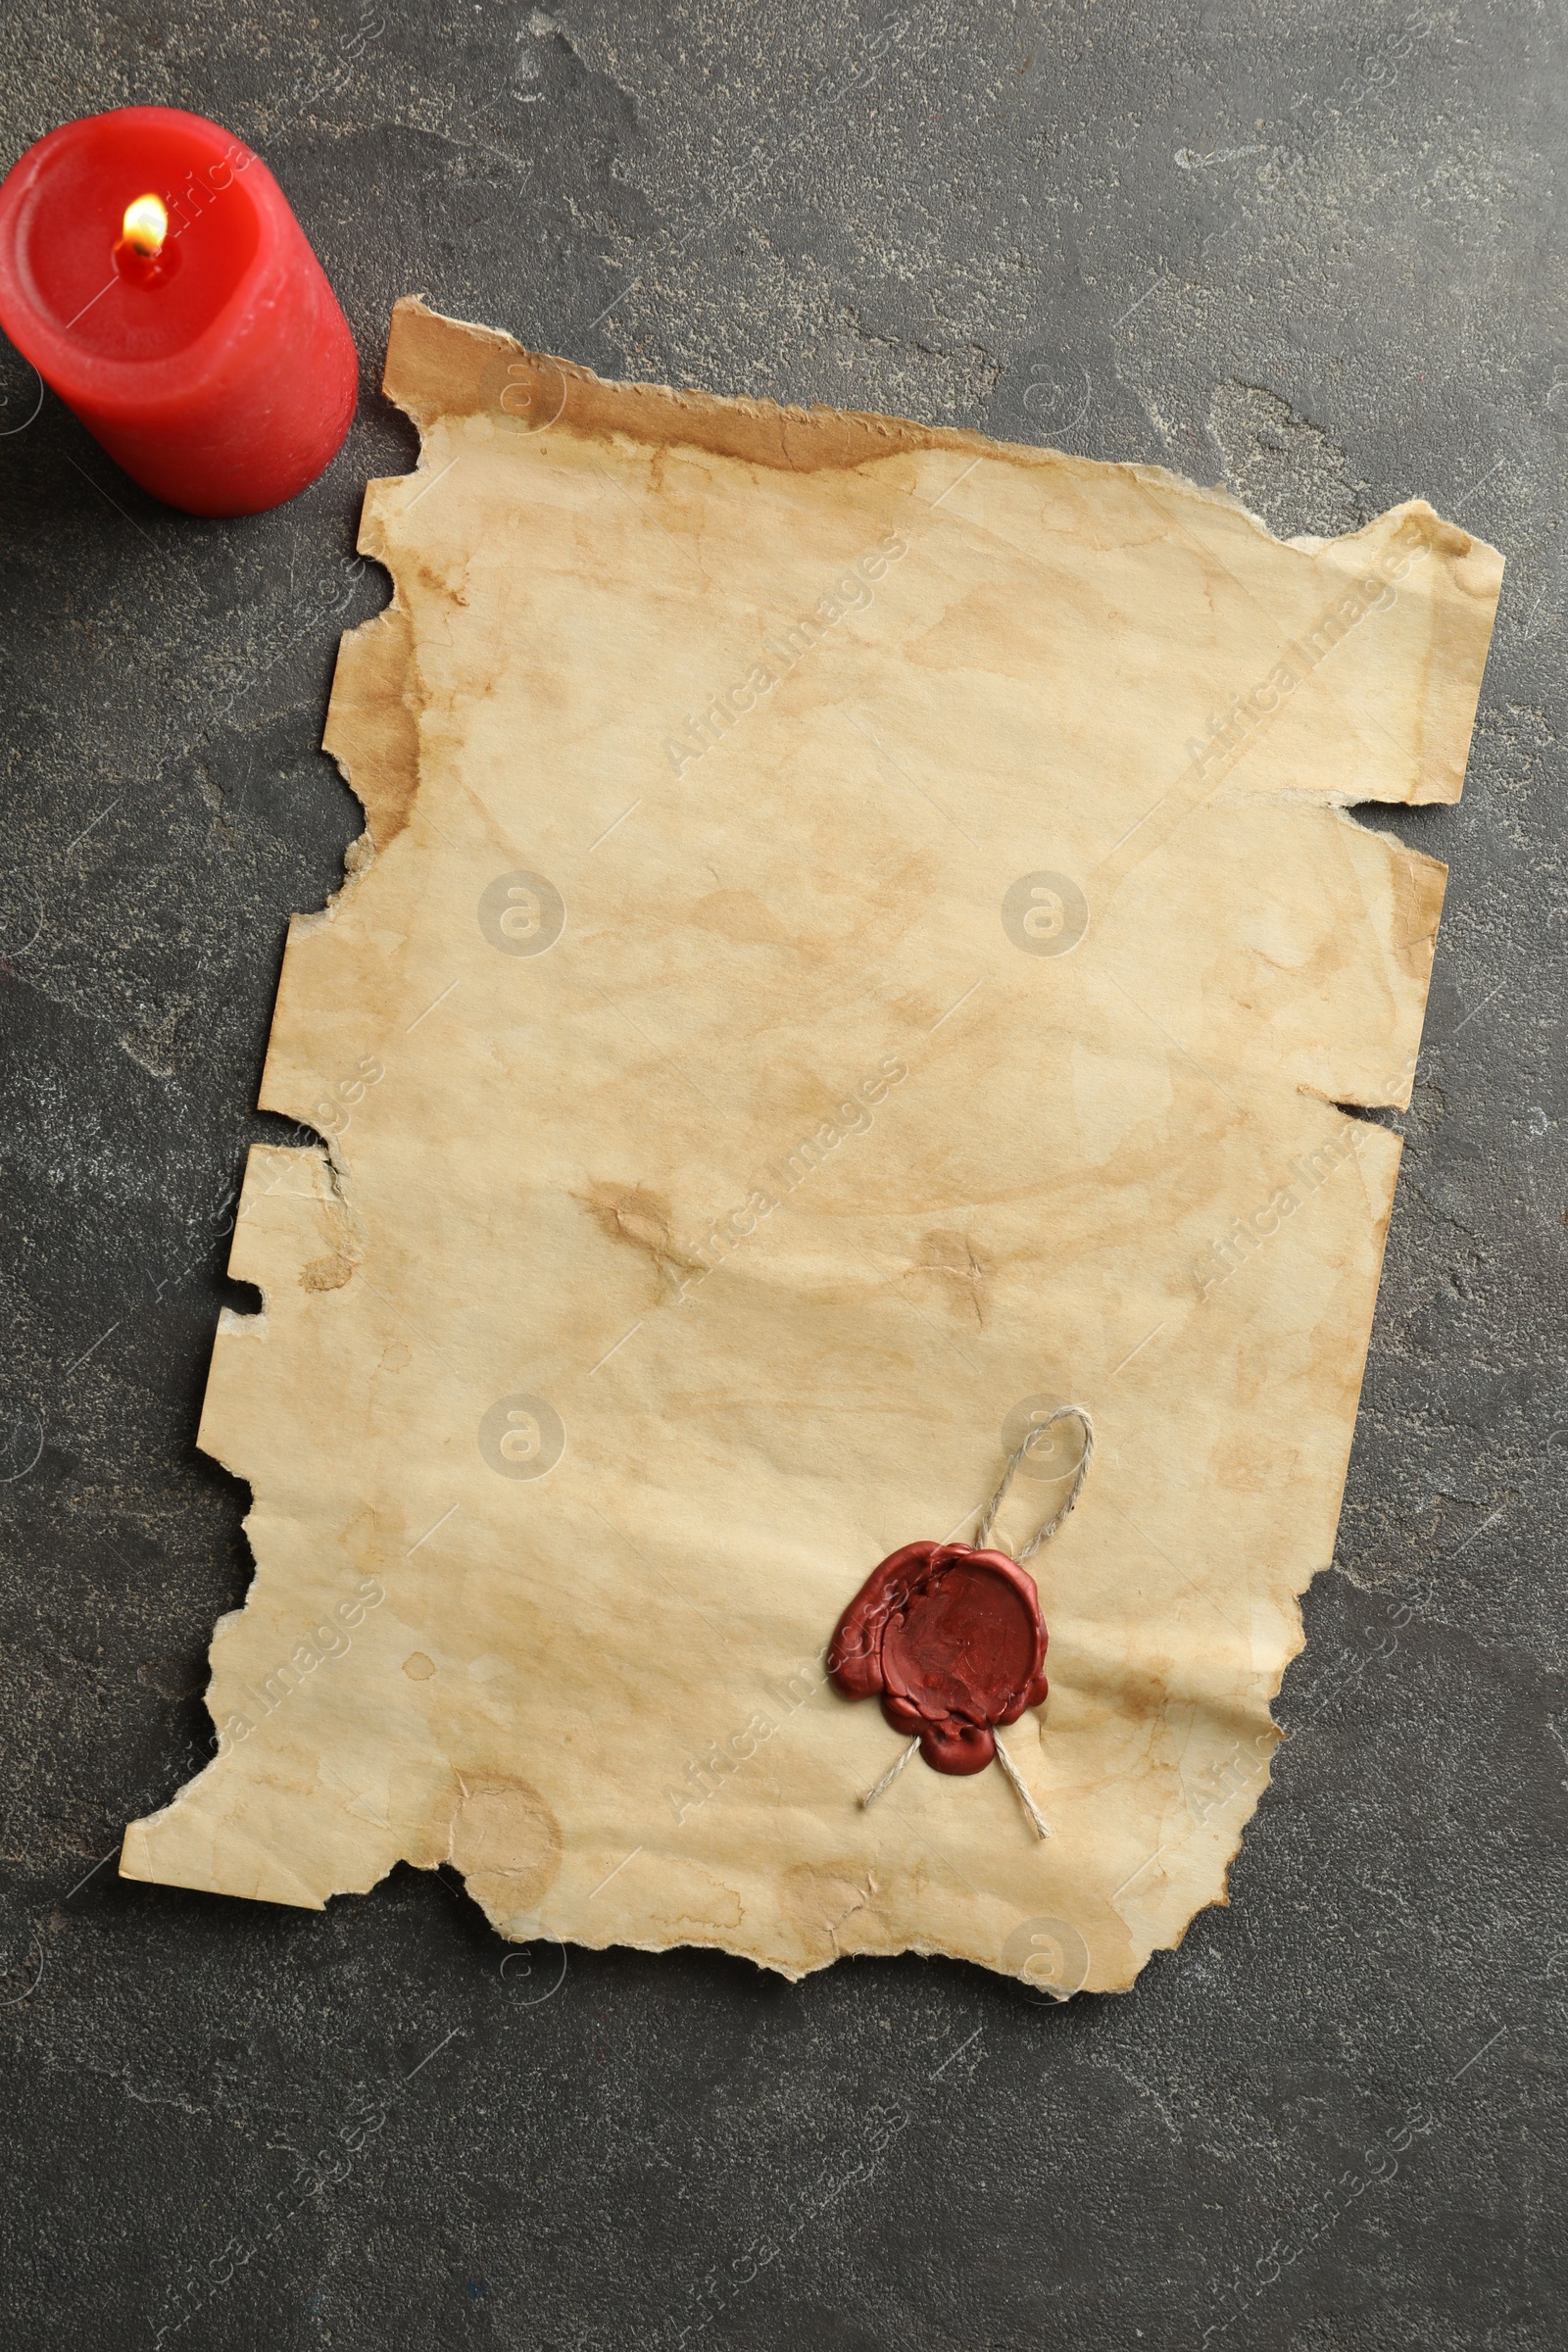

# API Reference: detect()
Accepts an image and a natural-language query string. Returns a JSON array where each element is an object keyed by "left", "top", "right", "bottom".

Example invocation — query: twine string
[
  {"left": 973, "top": 1404, "right": 1096, "bottom": 1560},
  {"left": 861, "top": 1729, "right": 1050, "bottom": 1840},
  {"left": 861, "top": 1737, "right": 918, "bottom": 1809},
  {"left": 859, "top": 1404, "right": 1097, "bottom": 1838},
  {"left": 991, "top": 1731, "right": 1051, "bottom": 1839}
]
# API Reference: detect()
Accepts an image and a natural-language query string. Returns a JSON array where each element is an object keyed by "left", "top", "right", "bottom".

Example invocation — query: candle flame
[{"left": 121, "top": 193, "right": 168, "bottom": 261}]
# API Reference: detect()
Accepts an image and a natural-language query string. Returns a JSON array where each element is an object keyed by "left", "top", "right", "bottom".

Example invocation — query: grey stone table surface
[{"left": 1, "top": 4, "right": 1564, "bottom": 2347}]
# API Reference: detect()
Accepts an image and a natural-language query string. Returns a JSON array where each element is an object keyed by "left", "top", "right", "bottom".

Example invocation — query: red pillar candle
[{"left": 0, "top": 105, "right": 357, "bottom": 516}]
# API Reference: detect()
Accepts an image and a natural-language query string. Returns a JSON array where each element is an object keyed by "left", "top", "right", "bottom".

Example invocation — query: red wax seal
[{"left": 828, "top": 1542, "right": 1049, "bottom": 1775}]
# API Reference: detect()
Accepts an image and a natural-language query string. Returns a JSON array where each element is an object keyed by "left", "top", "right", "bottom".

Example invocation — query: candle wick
[
  {"left": 118, "top": 192, "right": 169, "bottom": 264},
  {"left": 113, "top": 192, "right": 174, "bottom": 288}
]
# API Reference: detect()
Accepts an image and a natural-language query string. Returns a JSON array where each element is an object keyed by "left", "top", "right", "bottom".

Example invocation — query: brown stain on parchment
[
  {"left": 1389, "top": 844, "right": 1448, "bottom": 984},
  {"left": 1412, "top": 520, "right": 1504, "bottom": 799},
  {"left": 1052, "top": 1653, "right": 1179, "bottom": 1755},
  {"left": 449, "top": 1775, "right": 563, "bottom": 1912},
  {"left": 687, "top": 889, "right": 794, "bottom": 947},
  {"left": 907, "top": 1228, "right": 991, "bottom": 1328},
  {"left": 1114, "top": 1666, "right": 1173, "bottom": 1722},
  {"left": 301, "top": 1251, "right": 355, "bottom": 1293},
  {"left": 906, "top": 581, "right": 1068, "bottom": 681},
  {"left": 295, "top": 1176, "right": 364, "bottom": 1295},
  {"left": 579, "top": 1181, "right": 703, "bottom": 1295},
  {"left": 321, "top": 603, "right": 419, "bottom": 852},
  {"left": 780, "top": 1863, "right": 879, "bottom": 1960},
  {"left": 385, "top": 298, "right": 986, "bottom": 476}
]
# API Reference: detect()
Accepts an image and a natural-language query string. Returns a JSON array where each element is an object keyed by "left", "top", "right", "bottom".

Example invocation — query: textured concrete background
[{"left": 1, "top": 4, "right": 1564, "bottom": 2346}]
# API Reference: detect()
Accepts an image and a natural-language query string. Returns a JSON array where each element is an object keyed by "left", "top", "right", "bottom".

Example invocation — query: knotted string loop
[{"left": 973, "top": 1404, "right": 1096, "bottom": 1561}]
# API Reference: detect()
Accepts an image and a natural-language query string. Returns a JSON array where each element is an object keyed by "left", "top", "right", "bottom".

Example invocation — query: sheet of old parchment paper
[{"left": 122, "top": 299, "right": 1501, "bottom": 1993}]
